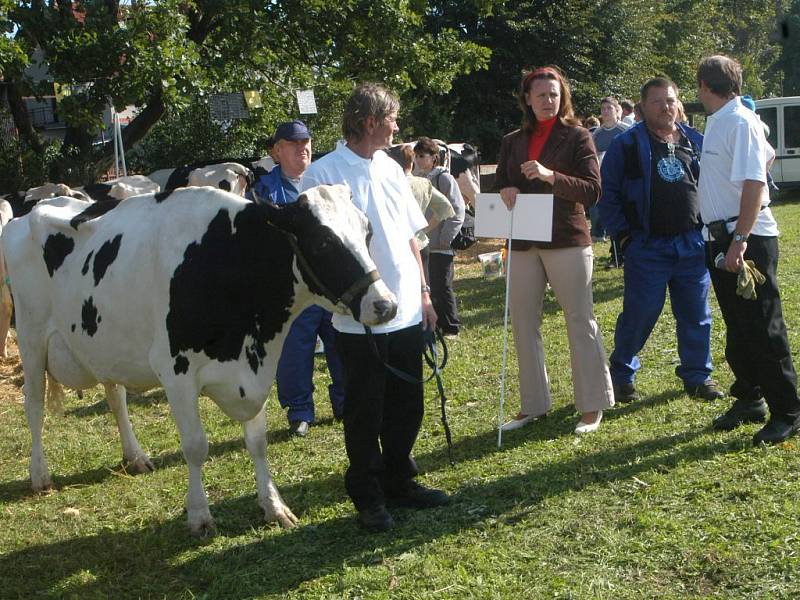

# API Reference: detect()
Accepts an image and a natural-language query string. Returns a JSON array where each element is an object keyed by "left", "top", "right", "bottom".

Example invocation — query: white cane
[{"left": 497, "top": 208, "right": 515, "bottom": 449}]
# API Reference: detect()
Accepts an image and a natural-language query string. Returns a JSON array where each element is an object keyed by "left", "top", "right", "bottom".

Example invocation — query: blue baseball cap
[
  {"left": 740, "top": 95, "right": 756, "bottom": 112},
  {"left": 273, "top": 120, "right": 311, "bottom": 142}
]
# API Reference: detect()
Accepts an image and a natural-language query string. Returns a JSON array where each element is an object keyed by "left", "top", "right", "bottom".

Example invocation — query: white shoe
[
  {"left": 575, "top": 410, "right": 603, "bottom": 434},
  {"left": 500, "top": 414, "right": 537, "bottom": 432}
]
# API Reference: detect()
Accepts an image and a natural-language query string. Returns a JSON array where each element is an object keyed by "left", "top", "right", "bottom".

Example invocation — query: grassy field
[{"left": 1, "top": 196, "right": 800, "bottom": 599}]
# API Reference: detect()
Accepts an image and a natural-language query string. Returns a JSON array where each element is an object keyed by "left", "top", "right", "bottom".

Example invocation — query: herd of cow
[{"left": 0, "top": 157, "right": 399, "bottom": 535}]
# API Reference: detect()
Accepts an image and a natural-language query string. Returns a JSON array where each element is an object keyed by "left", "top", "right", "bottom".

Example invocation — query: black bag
[{"left": 451, "top": 205, "right": 477, "bottom": 250}]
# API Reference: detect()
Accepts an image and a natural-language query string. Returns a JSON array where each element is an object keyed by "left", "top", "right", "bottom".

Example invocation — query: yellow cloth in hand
[{"left": 736, "top": 260, "right": 766, "bottom": 300}]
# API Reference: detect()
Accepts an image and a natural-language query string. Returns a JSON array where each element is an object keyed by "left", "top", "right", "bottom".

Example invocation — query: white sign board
[
  {"left": 474, "top": 193, "right": 553, "bottom": 242},
  {"left": 296, "top": 89, "right": 317, "bottom": 114}
]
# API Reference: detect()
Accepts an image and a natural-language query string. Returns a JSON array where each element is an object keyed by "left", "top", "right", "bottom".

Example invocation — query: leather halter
[{"left": 280, "top": 230, "right": 381, "bottom": 309}]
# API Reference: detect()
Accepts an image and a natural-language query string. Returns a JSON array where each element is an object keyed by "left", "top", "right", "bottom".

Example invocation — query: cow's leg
[
  {"left": 23, "top": 354, "right": 51, "bottom": 491},
  {"left": 165, "top": 385, "right": 214, "bottom": 535},
  {"left": 242, "top": 406, "right": 298, "bottom": 528},
  {"left": 103, "top": 383, "right": 154, "bottom": 474}
]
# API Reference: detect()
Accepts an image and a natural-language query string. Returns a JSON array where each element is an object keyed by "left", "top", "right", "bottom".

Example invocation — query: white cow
[{"left": 3, "top": 184, "right": 396, "bottom": 534}]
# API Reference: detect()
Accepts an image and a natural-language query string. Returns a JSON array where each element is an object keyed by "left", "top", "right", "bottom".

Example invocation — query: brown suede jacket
[{"left": 494, "top": 120, "right": 601, "bottom": 250}]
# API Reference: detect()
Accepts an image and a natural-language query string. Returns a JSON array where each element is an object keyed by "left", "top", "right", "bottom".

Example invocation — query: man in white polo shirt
[
  {"left": 302, "top": 83, "right": 449, "bottom": 532},
  {"left": 697, "top": 54, "right": 800, "bottom": 445}
]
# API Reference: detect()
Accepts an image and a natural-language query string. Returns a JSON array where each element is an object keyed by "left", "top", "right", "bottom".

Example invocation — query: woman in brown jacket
[{"left": 497, "top": 66, "right": 614, "bottom": 434}]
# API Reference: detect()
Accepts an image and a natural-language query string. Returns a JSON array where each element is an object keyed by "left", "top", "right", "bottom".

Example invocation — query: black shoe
[
  {"left": 685, "top": 379, "right": 724, "bottom": 401},
  {"left": 357, "top": 504, "right": 394, "bottom": 532},
  {"left": 613, "top": 382, "right": 639, "bottom": 404},
  {"left": 712, "top": 398, "right": 768, "bottom": 431},
  {"left": 289, "top": 420, "right": 309, "bottom": 437},
  {"left": 752, "top": 415, "right": 800, "bottom": 445},
  {"left": 385, "top": 480, "right": 450, "bottom": 509}
]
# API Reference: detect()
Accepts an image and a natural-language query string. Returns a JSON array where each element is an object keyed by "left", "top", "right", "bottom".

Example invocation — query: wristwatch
[{"left": 733, "top": 232, "right": 749, "bottom": 243}]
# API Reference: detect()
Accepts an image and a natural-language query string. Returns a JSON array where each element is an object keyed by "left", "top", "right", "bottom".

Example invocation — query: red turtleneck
[{"left": 527, "top": 116, "right": 558, "bottom": 161}]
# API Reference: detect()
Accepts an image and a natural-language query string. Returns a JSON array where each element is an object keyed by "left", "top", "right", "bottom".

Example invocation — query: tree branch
[{"left": 91, "top": 86, "right": 165, "bottom": 175}]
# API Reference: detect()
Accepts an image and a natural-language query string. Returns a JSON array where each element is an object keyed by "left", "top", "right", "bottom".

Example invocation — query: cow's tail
[{"left": 45, "top": 374, "right": 66, "bottom": 415}]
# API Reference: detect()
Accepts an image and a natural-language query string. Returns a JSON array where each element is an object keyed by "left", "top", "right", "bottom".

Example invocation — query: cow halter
[{"left": 281, "top": 231, "right": 381, "bottom": 308}]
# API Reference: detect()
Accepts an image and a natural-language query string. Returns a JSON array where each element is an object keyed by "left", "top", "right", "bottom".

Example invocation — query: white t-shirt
[
  {"left": 302, "top": 145, "right": 428, "bottom": 334},
  {"left": 698, "top": 96, "right": 779, "bottom": 237}
]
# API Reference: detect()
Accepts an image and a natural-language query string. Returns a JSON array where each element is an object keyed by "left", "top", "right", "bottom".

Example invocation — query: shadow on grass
[
  {"left": 0, "top": 422, "right": 744, "bottom": 598},
  {"left": 65, "top": 389, "right": 169, "bottom": 418}
]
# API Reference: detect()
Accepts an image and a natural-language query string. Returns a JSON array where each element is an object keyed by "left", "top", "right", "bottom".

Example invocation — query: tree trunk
[{"left": 6, "top": 82, "right": 45, "bottom": 154}]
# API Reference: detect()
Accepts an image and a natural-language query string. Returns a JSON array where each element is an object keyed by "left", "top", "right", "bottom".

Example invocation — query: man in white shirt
[
  {"left": 697, "top": 55, "right": 800, "bottom": 444},
  {"left": 302, "top": 83, "right": 448, "bottom": 532}
]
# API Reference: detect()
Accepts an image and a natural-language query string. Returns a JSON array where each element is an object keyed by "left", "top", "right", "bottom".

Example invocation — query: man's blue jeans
[
  {"left": 276, "top": 305, "right": 345, "bottom": 423},
  {"left": 609, "top": 229, "right": 713, "bottom": 387}
]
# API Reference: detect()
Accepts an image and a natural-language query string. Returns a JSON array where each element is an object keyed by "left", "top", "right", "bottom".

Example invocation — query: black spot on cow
[
  {"left": 166, "top": 204, "right": 294, "bottom": 375},
  {"left": 164, "top": 165, "right": 193, "bottom": 190},
  {"left": 42, "top": 233, "right": 75, "bottom": 276},
  {"left": 154, "top": 190, "right": 174, "bottom": 203},
  {"left": 81, "top": 297, "right": 100, "bottom": 336},
  {"left": 174, "top": 355, "right": 189, "bottom": 375},
  {"left": 92, "top": 234, "right": 123, "bottom": 286},
  {"left": 71, "top": 324, "right": 76, "bottom": 332},
  {"left": 239, "top": 386, "right": 245, "bottom": 398},
  {"left": 81, "top": 182, "right": 115, "bottom": 203},
  {"left": 81, "top": 251, "right": 94, "bottom": 276},
  {"left": 219, "top": 179, "right": 232, "bottom": 192},
  {"left": 70, "top": 200, "right": 122, "bottom": 230}
]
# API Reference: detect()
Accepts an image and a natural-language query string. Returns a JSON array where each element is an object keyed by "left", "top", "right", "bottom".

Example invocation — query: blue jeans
[
  {"left": 609, "top": 229, "right": 713, "bottom": 387},
  {"left": 276, "top": 305, "right": 345, "bottom": 423}
]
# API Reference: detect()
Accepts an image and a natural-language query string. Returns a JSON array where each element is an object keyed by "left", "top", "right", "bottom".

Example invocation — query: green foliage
[
  {"left": 406, "top": 0, "right": 789, "bottom": 162},
  {"left": 0, "top": 135, "right": 64, "bottom": 192},
  {"left": 782, "top": 0, "right": 800, "bottom": 94},
  {"left": 1, "top": 0, "right": 493, "bottom": 181}
]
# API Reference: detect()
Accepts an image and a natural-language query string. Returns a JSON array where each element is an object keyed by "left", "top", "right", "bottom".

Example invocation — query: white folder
[{"left": 474, "top": 193, "right": 553, "bottom": 242}]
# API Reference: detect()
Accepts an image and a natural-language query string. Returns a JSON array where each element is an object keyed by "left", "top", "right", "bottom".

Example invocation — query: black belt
[{"left": 702, "top": 205, "right": 766, "bottom": 227}]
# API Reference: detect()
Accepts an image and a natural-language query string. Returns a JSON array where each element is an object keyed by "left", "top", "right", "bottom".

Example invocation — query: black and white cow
[
  {"left": 0, "top": 178, "right": 157, "bottom": 365},
  {"left": 80, "top": 175, "right": 161, "bottom": 202},
  {"left": 3, "top": 184, "right": 396, "bottom": 534},
  {"left": 147, "top": 156, "right": 275, "bottom": 197}
]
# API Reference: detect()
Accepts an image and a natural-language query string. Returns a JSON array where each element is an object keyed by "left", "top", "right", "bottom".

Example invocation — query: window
[
  {"left": 784, "top": 105, "right": 800, "bottom": 149},
  {"left": 756, "top": 106, "right": 778, "bottom": 149}
]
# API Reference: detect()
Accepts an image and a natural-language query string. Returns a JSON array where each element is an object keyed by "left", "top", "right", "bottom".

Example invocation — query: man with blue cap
[{"left": 252, "top": 120, "right": 345, "bottom": 437}]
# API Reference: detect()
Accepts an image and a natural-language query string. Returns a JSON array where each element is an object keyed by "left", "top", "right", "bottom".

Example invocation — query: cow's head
[{"left": 264, "top": 184, "right": 397, "bottom": 326}]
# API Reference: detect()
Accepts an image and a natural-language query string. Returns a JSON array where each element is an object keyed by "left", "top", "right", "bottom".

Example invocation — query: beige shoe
[
  {"left": 574, "top": 410, "right": 603, "bottom": 434},
  {"left": 500, "top": 413, "right": 543, "bottom": 432}
]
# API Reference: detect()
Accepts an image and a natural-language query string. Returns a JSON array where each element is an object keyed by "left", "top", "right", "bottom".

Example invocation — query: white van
[{"left": 755, "top": 96, "right": 800, "bottom": 188}]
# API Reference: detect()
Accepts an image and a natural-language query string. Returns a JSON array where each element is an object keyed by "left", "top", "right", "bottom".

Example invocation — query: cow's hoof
[
  {"left": 267, "top": 504, "right": 299, "bottom": 528},
  {"left": 125, "top": 455, "right": 155, "bottom": 474},
  {"left": 188, "top": 517, "right": 217, "bottom": 537}
]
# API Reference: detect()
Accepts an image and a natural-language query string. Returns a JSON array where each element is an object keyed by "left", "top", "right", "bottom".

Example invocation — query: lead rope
[{"left": 364, "top": 326, "right": 454, "bottom": 466}]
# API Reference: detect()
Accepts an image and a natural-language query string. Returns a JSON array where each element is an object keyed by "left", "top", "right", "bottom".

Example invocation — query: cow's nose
[{"left": 373, "top": 299, "right": 397, "bottom": 322}]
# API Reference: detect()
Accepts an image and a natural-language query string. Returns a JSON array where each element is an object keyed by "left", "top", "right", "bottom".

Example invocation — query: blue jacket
[
  {"left": 250, "top": 164, "right": 294, "bottom": 205},
  {"left": 598, "top": 121, "right": 704, "bottom": 238}
]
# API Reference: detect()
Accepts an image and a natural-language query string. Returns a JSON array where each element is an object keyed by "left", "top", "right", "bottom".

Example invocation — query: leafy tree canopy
[{"left": 0, "top": 0, "right": 490, "bottom": 187}]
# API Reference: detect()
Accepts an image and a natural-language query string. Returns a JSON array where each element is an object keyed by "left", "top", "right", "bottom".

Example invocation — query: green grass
[{"left": 2, "top": 200, "right": 800, "bottom": 599}]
